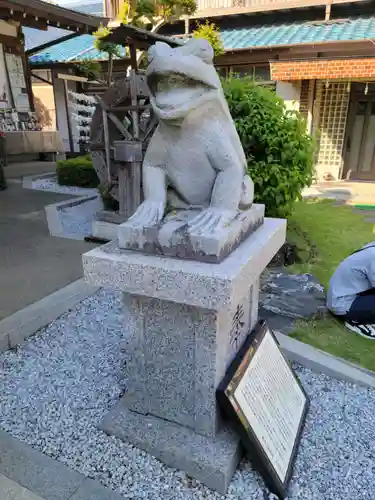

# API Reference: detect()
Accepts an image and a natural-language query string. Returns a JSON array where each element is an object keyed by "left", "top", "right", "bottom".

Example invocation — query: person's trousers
[{"left": 342, "top": 288, "right": 375, "bottom": 324}]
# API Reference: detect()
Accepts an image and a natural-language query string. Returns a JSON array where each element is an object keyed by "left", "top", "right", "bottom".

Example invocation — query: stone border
[
  {"left": 0, "top": 278, "right": 99, "bottom": 353},
  {"left": 92, "top": 219, "right": 118, "bottom": 241},
  {"left": 22, "top": 172, "right": 56, "bottom": 190},
  {"left": 276, "top": 331, "right": 375, "bottom": 389},
  {"left": 45, "top": 194, "right": 101, "bottom": 240},
  {"left": 1, "top": 276, "right": 374, "bottom": 389},
  {"left": 0, "top": 429, "right": 123, "bottom": 500}
]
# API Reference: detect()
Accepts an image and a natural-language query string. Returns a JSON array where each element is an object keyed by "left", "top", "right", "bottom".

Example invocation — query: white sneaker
[{"left": 345, "top": 321, "right": 375, "bottom": 339}]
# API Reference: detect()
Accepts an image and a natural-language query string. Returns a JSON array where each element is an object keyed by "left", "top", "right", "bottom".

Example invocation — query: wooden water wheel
[{"left": 90, "top": 71, "right": 157, "bottom": 218}]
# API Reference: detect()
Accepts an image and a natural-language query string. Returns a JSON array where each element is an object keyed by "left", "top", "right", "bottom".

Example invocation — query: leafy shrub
[
  {"left": 98, "top": 183, "right": 119, "bottom": 212},
  {"left": 222, "top": 76, "right": 315, "bottom": 217},
  {"left": 56, "top": 155, "right": 99, "bottom": 188},
  {"left": 192, "top": 22, "right": 225, "bottom": 56}
]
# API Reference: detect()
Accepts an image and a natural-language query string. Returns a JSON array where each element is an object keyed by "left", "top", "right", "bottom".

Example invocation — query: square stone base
[
  {"left": 92, "top": 220, "right": 118, "bottom": 241},
  {"left": 100, "top": 399, "right": 243, "bottom": 494},
  {"left": 118, "top": 204, "right": 265, "bottom": 263}
]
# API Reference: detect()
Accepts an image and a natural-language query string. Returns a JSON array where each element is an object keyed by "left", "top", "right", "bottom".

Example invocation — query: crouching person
[{"left": 327, "top": 242, "right": 375, "bottom": 339}]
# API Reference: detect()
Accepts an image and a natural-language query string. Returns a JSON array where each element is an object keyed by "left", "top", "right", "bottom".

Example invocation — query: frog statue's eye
[
  {"left": 177, "top": 38, "right": 214, "bottom": 65},
  {"left": 148, "top": 42, "right": 173, "bottom": 63}
]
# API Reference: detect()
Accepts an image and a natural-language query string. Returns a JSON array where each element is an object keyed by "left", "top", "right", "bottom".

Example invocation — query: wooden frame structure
[
  {"left": 0, "top": 0, "right": 108, "bottom": 32},
  {"left": 90, "top": 25, "right": 183, "bottom": 220}
]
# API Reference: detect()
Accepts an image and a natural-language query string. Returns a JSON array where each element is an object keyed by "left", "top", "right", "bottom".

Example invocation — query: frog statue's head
[{"left": 146, "top": 38, "right": 222, "bottom": 121}]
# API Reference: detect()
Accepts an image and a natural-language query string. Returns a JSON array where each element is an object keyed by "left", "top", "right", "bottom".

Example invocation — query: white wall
[
  {"left": 276, "top": 81, "right": 301, "bottom": 112},
  {"left": 0, "top": 22, "right": 20, "bottom": 109},
  {"left": 0, "top": 44, "right": 11, "bottom": 108},
  {"left": 52, "top": 71, "right": 80, "bottom": 153}
]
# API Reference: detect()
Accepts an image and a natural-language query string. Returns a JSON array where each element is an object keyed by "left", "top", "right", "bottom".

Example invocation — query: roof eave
[
  {"left": 26, "top": 32, "right": 82, "bottom": 56},
  {"left": 223, "top": 37, "right": 375, "bottom": 54},
  {"left": 1, "top": 0, "right": 109, "bottom": 31}
]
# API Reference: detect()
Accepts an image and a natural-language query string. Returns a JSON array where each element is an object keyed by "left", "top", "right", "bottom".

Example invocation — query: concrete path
[
  {"left": 0, "top": 429, "right": 122, "bottom": 499},
  {"left": 0, "top": 182, "right": 97, "bottom": 320},
  {"left": 303, "top": 180, "right": 375, "bottom": 205},
  {"left": 4, "top": 161, "right": 57, "bottom": 179}
]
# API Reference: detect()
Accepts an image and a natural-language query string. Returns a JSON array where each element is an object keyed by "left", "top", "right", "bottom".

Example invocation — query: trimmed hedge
[
  {"left": 56, "top": 155, "right": 99, "bottom": 188},
  {"left": 223, "top": 77, "right": 315, "bottom": 217}
]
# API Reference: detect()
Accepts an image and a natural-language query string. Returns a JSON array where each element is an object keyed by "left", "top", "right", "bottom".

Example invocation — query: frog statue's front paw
[
  {"left": 187, "top": 208, "right": 236, "bottom": 236},
  {"left": 127, "top": 200, "right": 165, "bottom": 228}
]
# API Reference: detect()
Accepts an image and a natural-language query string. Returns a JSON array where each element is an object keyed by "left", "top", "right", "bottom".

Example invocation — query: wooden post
[
  {"left": 184, "top": 16, "right": 190, "bottom": 35},
  {"left": 118, "top": 167, "right": 129, "bottom": 217},
  {"left": 325, "top": 1, "right": 332, "bottom": 20},
  {"left": 102, "top": 108, "right": 111, "bottom": 186},
  {"left": 129, "top": 42, "right": 141, "bottom": 216},
  {"left": 63, "top": 79, "right": 74, "bottom": 153}
]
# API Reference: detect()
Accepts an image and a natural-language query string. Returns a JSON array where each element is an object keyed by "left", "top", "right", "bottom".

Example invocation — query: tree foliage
[
  {"left": 117, "top": 0, "right": 196, "bottom": 28},
  {"left": 76, "top": 60, "right": 102, "bottom": 80},
  {"left": 93, "top": 26, "right": 122, "bottom": 58},
  {"left": 93, "top": 0, "right": 197, "bottom": 84},
  {"left": 192, "top": 21, "right": 224, "bottom": 56},
  {"left": 222, "top": 76, "right": 315, "bottom": 217}
]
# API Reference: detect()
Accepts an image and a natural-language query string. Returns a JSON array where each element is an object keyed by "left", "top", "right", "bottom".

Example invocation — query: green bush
[
  {"left": 222, "top": 77, "right": 315, "bottom": 217},
  {"left": 56, "top": 155, "right": 99, "bottom": 188},
  {"left": 98, "top": 183, "right": 119, "bottom": 212}
]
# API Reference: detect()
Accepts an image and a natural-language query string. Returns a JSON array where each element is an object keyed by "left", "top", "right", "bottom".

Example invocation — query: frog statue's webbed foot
[
  {"left": 188, "top": 208, "right": 236, "bottom": 236},
  {"left": 127, "top": 200, "right": 165, "bottom": 228}
]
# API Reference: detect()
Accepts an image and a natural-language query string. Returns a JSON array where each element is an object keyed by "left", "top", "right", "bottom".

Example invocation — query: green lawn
[{"left": 285, "top": 198, "right": 375, "bottom": 371}]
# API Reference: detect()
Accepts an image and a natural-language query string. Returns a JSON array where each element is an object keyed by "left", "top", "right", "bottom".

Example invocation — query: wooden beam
[
  {"left": 26, "top": 33, "right": 81, "bottom": 56},
  {"left": 0, "top": 0, "right": 108, "bottom": 30},
  {"left": 0, "top": 10, "right": 48, "bottom": 30},
  {"left": 325, "top": 0, "right": 332, "bottom": 20},
  {"left": 0, "top": 32, "right": 23, "bottom": 48},
  {"left": 57, "top": 73, "right": 88, "bottom": 82},
  {"left": 31, "top": 71, "right": 52, "bottom": 85}
]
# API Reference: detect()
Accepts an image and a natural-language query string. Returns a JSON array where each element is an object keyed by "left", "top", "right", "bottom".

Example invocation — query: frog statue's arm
[
  {"left": 126, "top": 127, "right": 167, "bottom": 228},
  {"left": 188, "top": 120, "right": 253, "bottom": 235}
]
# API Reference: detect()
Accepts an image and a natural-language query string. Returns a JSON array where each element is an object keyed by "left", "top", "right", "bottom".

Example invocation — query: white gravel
[
  {"left": 59, "top": 197, "right": 102, "bottom": 238},
  {"left": 30, "top": 175, "right": 98, "bottom": 196},
  {"left": 1, "top": 289, "right": 375, "bottom": 500}
]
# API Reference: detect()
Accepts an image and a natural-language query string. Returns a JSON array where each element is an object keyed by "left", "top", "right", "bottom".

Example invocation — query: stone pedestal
[
  {"left": 92, "top": 210, "right": 127, "bottom": 242},
  {"left": 118, "top": 204, "right": 265, "bottom": 264},
  {"left": 83, "top": 218, "right": 286, "bottom": 494}
]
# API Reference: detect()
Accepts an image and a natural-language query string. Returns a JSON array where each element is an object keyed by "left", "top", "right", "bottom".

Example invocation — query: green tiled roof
[
  {"left": 220, "top": 15, "right": 375, "bottom": 50},
  {"left": 29, "top": 15, "right": 375, "bottom": 65},
  {"left": 29, "top": 35, "right": 126, "bottom": 65}
]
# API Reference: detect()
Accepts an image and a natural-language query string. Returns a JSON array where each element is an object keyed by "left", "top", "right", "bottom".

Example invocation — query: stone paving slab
[
  {"left": 0, "top": 430, "right": 124, "bottom": 500},
  {"left": 0, "top": 429, "right": 84, "bottom": 500},
  {"left": 0, "top": 182, "right": 97, "bottom": 320},
  {"left": 0, "top": 474, "right": 45, "bottom": 500},
  {"left": 70, "top": 479, "right": 124, "bottom": 500}
]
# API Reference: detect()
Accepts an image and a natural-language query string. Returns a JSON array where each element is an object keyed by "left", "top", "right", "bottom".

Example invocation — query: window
[{"left": 229, "top": 65, "right": 271, "bottom": 82}]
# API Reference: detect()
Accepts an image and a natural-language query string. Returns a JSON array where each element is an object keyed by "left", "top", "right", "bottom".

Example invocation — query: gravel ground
[
  {"left": 0, "top": 289, "right": 374, "bottom": 500},
  {"left": 60, "top": 198, "right": 102, "bottom": 238},
  {"left": 31, "top": 176, "right": 98, "bottom": 196}
]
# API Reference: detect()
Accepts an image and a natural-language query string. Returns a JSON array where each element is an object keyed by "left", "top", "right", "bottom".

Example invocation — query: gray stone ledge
[
  {"left": 70, "top": 478, "right": 124, "bottom": 500},
  {"left": 100, "top": 402, "right": 242, "bottom": 495},
  {"left": 276, "top": 331, "right": 375, "bottom": 389},
  {"left": 83, "top": 218, "right": 287, "bottom": 309},
  {"left": 0, "top": 430, "right": 123, "bottom": 500},
  {"left": 0, "top": 429, "right": 85, "bottom": 500},
  {"left": 22, "top": 172, "right": 55, "bottom": 189},
  {"left": 45, "top": 194, "right": 101, "bottom": 240}
]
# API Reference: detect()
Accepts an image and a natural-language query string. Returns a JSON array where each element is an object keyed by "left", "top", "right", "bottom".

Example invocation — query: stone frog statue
[{"left": 126, "top": 37, "right": 254, "bottom": 239}]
